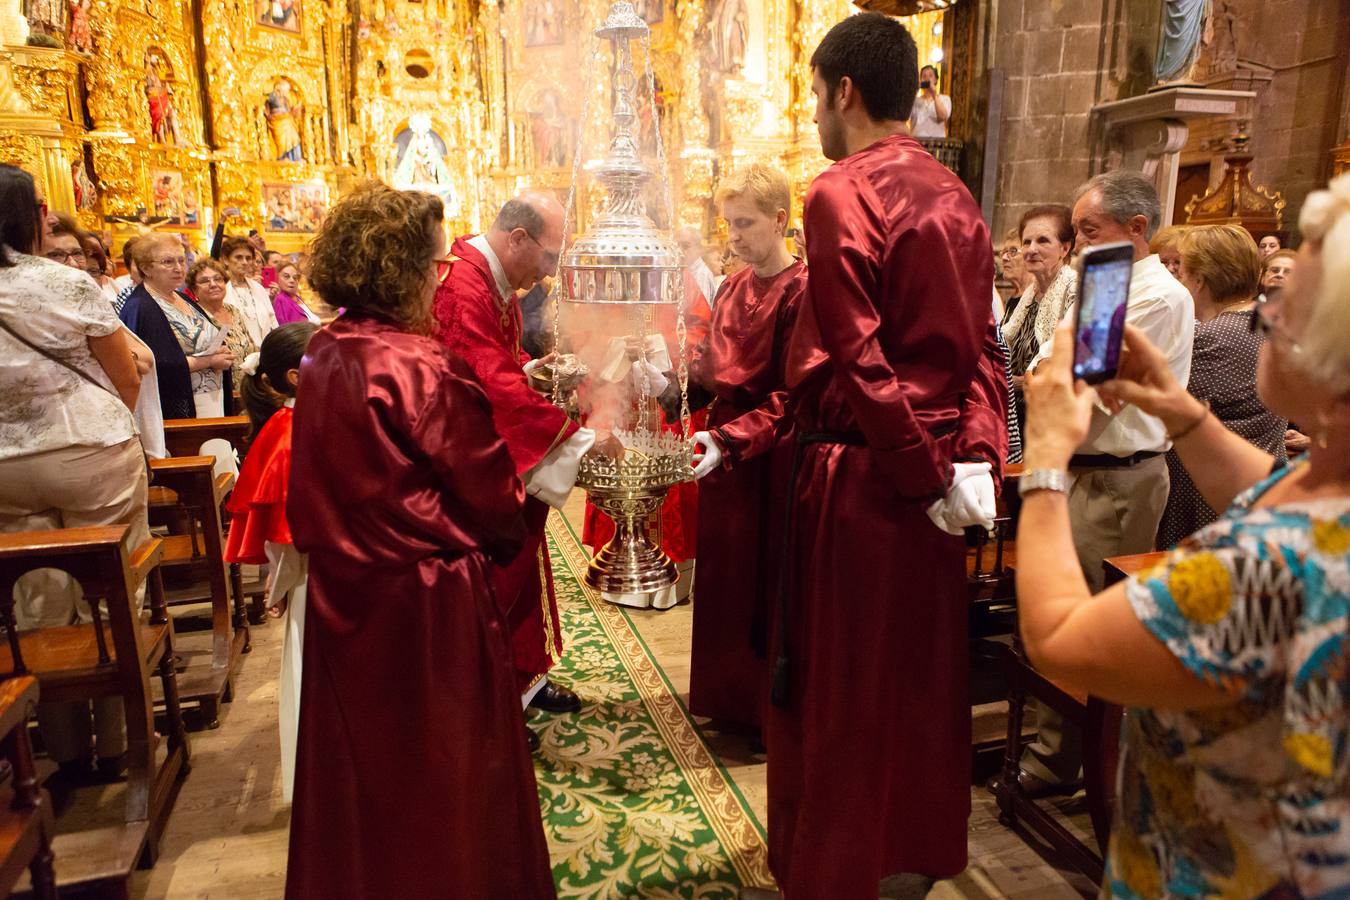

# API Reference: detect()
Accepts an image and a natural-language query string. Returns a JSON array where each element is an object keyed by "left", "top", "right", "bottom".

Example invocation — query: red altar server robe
[
  {"left": 687, "top": 260, "right": 806, "bottom": 728},
  {"left": 765, "top": 134, "right": 1008, "bottom": 897},
  {"left": 285, "top": 316, "right": 554, "bottom": 900},
  {"left": 582, "top": 271, "right": 711, "bottom": 562},
  {"left": 434, "top": 237, "right": 576, "bottom": 690}
]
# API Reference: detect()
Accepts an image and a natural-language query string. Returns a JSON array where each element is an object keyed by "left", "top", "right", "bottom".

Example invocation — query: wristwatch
[{"left": 1018, "top": 468, "right": 1070, "bottom": 498}]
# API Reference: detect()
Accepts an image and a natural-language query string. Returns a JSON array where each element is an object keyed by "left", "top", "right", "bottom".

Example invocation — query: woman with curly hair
[{"left": 284, "top": 182, "right": 552, "bottom": 899}]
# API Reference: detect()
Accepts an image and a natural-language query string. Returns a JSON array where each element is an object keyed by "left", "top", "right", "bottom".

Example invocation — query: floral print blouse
[{"left": 1111, "top": 461, "right": 1350, "bottom": 898}]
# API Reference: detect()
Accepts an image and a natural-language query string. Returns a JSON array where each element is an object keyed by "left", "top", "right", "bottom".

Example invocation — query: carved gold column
[
  {"left": 674, "top": 0, "right": 712, "bottom": 231},
  {"left": 84, "top": 0, "right": 129, "bottom": 136},
  {"left": 784, "top": 0, "right": 850, "bottom": 216}
]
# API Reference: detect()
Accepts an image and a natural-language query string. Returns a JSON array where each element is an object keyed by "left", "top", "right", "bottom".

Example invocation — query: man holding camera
[{"left": 910, "top": 64, "right": 951, "bottom": 139}]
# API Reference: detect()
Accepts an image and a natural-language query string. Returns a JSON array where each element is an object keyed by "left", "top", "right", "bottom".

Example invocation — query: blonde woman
[
  {"left": 1148, "top": 223, "right": 1188, "bottom": 277},
  {"left": 1017, "top": 173, "right": 1350, "bottom": 897}
]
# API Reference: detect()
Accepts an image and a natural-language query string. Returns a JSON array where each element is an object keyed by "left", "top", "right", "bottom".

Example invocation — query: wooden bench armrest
[
  {"left": 0, "top": 525, "right": 128, "bottom": 558},
  {"left": 0, "top": 676, "right": 39, "bottom": 736},
  {"left": 128, "top": 538, "right": 165, "bottom": 591},
  {"left": 213, "top": 472, "right": 236, "bottom": 502},
  {"left": 149, "top": 455, "right": 216, "bottom": 475}
]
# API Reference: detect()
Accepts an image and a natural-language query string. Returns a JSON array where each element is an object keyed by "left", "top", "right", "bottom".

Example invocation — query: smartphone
[
  {"left": 1072, "top": 241, "right": 1134, "bottom": 384},
  {"left": 920, "top": 79, "right": 932, "bottom": 90}
]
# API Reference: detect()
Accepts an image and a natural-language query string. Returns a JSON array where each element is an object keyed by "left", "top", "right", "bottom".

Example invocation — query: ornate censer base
[{"left": 578, "top": 430, "right": 691, "bottom": 594}]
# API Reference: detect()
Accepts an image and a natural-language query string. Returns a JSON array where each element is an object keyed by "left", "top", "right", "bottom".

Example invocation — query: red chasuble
[
  {"left": 223, "top": 405, "right": 293, "bottom": 564},
  {"left": 433, "top": 237, "right": 576, "bottom": 691},
  {"left": 686, "top": 260, "right": 806, "bottom": 728},
  {"left": 765, "top": 134, "right": 1008, "bottom": 896},
  {"left": 581, "top": 270, "right": 711, "bottom": 563},
  {"left": 284, "top": 316, "right": 553, "bottom": 899}
]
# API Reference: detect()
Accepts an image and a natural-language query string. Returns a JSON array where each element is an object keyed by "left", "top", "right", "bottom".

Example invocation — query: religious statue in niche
[
  {"left": 393, "top": 115, "right": 457, "bottom": 210},
  {"left": 524, "top": 0, "right": 562, "bottom": 47},
  {"left": 705, "top": 0, "right": 748, "bottom": 74},
  {"left": 266, "top": 79, "right": 305, "bottom": 162},
  {"left": 529, "top": 89, "right": 571, "bottom": 169},
  {"left": 145, "top": 50, "right": 184, "bottom": 146},
  {"left": 633, "top": 0, "right": 662, "bottom": 24},
  {"left": 1154, "top": 0, "right": 1210, "bottom": 83},
  {"left": 66, "top": 0, "right": 92, "bottom": 53},
  {"left": 24, "top": 0, "right": 64, "bottom": 42},
  {"left": 71, "top": 156, "right": 97, "bottom": 211},
  {"left": 255, "top": 0, "right": 301, "bottom": 34}
]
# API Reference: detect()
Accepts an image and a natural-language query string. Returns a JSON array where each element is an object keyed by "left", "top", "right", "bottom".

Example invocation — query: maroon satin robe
[
  {"left": 285, "top": 316, "right": 554, "bottom": 899},
  {"left": 687, "top": 261, "right": 806, "bottom": 728},
  {"left": 765, "top": 134, "right": 1008, "bottom": 895},
  {"left": 434, "top": 237, "right": 576, "bottom": 691}
]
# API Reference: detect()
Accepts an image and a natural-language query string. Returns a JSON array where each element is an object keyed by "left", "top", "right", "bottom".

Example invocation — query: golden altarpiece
[{"left": 0, "top": 0, "right": 954, "bottom": 256}]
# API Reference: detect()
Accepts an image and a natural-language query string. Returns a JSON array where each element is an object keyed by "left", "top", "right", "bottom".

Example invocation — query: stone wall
[
  {"left": 986, "top": 0, "right": 1157, "bottom": 238},
  {"left": 985, "top": 0, "right": 1349, "bottom": 241}
]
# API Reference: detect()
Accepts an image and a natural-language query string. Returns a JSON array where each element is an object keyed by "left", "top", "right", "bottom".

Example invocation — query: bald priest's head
[{"left": 486, "top": 189, "right": 565, "bottom": 292}]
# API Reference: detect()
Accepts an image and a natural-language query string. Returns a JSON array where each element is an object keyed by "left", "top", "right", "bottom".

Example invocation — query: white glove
[
  {"left": 522, "top": 357, "right": 544, "bottom": 376},
  {"left": 925, "top": 461, "right": 996, "bottom": 535},
  {"left": 690, "top": 431, "right": 723, "bottom": 480},
  {"left": 631, "top": 360, "right": 669, "bottom": 395}
]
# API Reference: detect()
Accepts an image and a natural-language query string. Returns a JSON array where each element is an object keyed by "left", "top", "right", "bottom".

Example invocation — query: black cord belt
[{"left": 1069, "top": 450, "right": 1162, "bottom": 469}]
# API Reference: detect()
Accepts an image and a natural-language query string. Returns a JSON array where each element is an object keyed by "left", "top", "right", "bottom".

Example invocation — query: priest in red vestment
[
  {"left": 286, "top": 185, "right": 554, "bottom": 899},
  {"left": 433, "top": 190, "right": 597, "bottom": 739},
  {"left": 764, "top": 15, "right": 1009, "bottom": 897},
  {"left": 683, "top": 163, "right": 806, "bottom": 731}
]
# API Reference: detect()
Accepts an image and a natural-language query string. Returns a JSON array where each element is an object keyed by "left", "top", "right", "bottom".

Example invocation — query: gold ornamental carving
[
  {"left": 88, "top": 137, "right": 138, "bottom": 216},
  {"left": 9, "top": 53, "right": 79, "bottom": 120}
]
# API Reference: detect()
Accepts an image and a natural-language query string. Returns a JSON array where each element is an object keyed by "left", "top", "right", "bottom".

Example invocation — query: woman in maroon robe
[
  {"left": 685, "top": 164, "right": 806, "bottom": 730},
  {"left": 285, "top": 184, "right": 555, "bottom": 899}
]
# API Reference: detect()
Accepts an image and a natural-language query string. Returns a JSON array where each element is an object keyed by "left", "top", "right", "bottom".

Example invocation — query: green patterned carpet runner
[{"left": 535, "top": 515, "right": 773, "bottom": 898}]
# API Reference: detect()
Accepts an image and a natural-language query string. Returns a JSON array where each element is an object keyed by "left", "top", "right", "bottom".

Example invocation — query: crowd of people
[{"left": 0, "top": 10, "right": 1347, "bottom": 900}]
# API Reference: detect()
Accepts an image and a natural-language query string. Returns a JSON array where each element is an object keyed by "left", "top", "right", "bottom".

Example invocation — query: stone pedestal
[{"left": 1092, "top": 87, "right": 1252, "bottom": 226}]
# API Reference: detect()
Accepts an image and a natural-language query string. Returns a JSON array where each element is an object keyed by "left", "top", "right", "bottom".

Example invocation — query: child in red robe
[{"left": 224, "top": 321, "right": 318, "bottom": 803}]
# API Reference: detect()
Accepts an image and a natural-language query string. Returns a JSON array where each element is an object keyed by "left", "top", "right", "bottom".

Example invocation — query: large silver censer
[{"left": 550, "top": 1, "right": 693, "bottom": 595}]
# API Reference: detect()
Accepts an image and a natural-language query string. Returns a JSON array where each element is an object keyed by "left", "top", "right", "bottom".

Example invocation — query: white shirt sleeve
[{"left": 523, "top": 427, "right": 597, "bottom": 509}]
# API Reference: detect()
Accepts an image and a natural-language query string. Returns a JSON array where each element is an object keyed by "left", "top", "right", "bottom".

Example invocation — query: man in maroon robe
[
  {"left": 684, "top": 163, "right": 807, "bottom": 731},
  {"left": 764, "top": 14, "right": 1009, "bottom": 897},
  {"left": 433, "top": 191, "right": 596, "bottom": 743}
]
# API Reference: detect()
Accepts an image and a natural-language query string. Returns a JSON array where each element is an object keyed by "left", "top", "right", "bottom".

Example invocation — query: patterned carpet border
[{"left": 546, "top": 513, "right": 773, "bottom": 892}]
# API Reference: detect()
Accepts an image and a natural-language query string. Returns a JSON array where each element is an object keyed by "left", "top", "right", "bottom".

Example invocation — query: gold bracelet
[{"left": 1167, "top": 399, "right": 1211, "bottom": 442}]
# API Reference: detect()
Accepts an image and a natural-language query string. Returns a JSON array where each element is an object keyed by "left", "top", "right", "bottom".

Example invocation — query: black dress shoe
[
  {"left": 525, "top": 724, "right": 540, "bottom": 753},
  {"left": 988, "top": 767, "right": 1081, "bottom": 800},
  {"left": 529, "top": 681, "right": 582, "bottom": 714}
]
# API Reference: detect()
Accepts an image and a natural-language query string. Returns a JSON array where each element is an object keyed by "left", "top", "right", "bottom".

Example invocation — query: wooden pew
[
  {"left": 0, "top": 526, "right": 189, "bottom": 895},
  {"left": 148, "top": 457, "right": 248, "bottom": 728},
  {"left": 159, "top": 416, "right": 271, "bottom": 625},
  {"left": 159, "top": 416, "right": 249, "bottom": 463},
  {"left": 0, "top": 676, "right": 56, "bottom": 900}
]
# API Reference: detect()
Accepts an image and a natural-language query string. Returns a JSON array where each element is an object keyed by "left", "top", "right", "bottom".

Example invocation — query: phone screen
[{"left": 1073, "top": 251, "right": 1133, "bottom": 382}]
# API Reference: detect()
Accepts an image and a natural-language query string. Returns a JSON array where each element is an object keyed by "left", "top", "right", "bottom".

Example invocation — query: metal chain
[
  {"left": 640, "top": 33, "right": 691, "bottom": 445},
  {"left": 551, "top": 32, "right": 602, "bottom": 412}
]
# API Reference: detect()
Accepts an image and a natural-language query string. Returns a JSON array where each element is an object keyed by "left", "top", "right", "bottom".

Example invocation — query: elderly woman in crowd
[
  {"left": 1017, "top": 173, "right": 1350, "bottom": 898},
  {"left": 271, "top": 260, "right": 320, "bottom": 325},
  {"left": 221, "top": 235, "right": 278, "bottom": 347},
  {"left": 1001, "top": 204, "right": 1076, "bottom": 427},
  {"left": 285, "top": 182, "right": 551, "bottom": 898},
  {"left": 1261, "top": 247, "right": 1297, "bottom": 298},
  {"left": 1148, "top": 223, "right": 1188, "bottom": 278},
  {"left": 996, "top": 227, "right": 1033, "bottom": 310},
  {"left": 0, "top": 165, "right": 148, "bottom": 781},
  {"left": 189, "top": 257, "right": 255, "bottom": 400},
  {"left": 1156, "top": 224, "right": 1287, "bottom": 548},
  {"left": 120, "top": 233, "right": 231, "bottom": 419}
]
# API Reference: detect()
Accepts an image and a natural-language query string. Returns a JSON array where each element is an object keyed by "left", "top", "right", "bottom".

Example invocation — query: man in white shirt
[
  {"left": 909, "top": 65, "right": 952, "bottom": 139},
  {"left": 1011, "top": 170, "right": 1195, "bottom": 797},
  {"left": 220, "top": 235, "right": 278, "bottom": 347},
  {"left": 676, "top": 225, "right": 717, "bottom": 307}
]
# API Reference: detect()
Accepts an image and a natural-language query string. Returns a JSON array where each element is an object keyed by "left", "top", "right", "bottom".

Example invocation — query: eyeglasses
[
  {"left": 195, "top": 275, "right": 227, "bottom": 287},
  {"left": 1000, "top": 247, "right": 1020, "bottom": 258},
  {"left": 155, "top": 256, "right": 187, "bottom": 269},
  {"left": 45, "top": 249, "right": 86, "bottom": 264},
  {"left": 1249, "top": 292, "right": 1302, "bottom": 354},
  {"left": 524, "top": 231, "right": 559, "bottom": 271}
]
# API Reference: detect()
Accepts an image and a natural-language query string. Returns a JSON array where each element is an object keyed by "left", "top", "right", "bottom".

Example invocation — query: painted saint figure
[
  {"left": 530, "top": 90, "right": 568, "bottom": 169},
  {"left": 266, "top": 80, "right": 304, "bottom": 162},
  {"left": 1155, "top": 0, "right": 1211, "bottom": 83},
  {"left": 66, "top": 0, "right": 92, "bottom": 52},
  {"left": 145, "top": 51, "right": 182, "bottom": 146}
]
